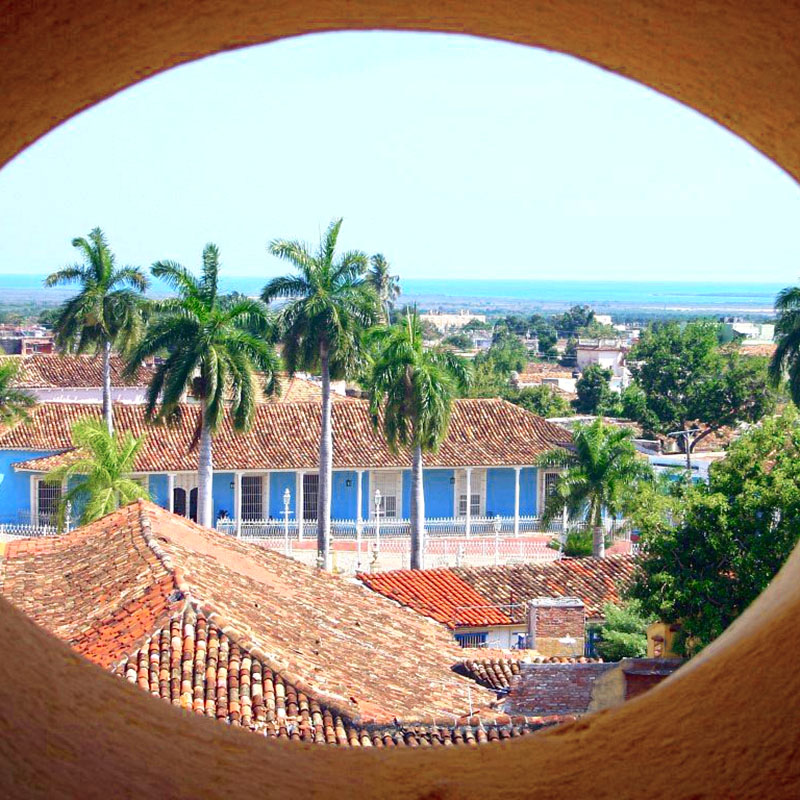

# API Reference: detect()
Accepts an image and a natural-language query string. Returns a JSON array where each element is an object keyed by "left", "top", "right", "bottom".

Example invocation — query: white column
[
  {"left": 297, "top": 471, "right": 304, "bottom": 540},
  {"left": 464, "top": 467, "right": 472, "bottom": 537},
  {"left": 30, "top": 476, "right": 37, "bottom": 526},
  {"left": 167, "top": 473, "right": 175, "bottom": 513},
  {"left": 356, "top": 469, "right": 364, "bottom": 570},
  {"left": 234, "top": 471, "right": 242, "bottom": 538},
  {"left": 513, "top": 466, "right": 521, "bottom": 536}
]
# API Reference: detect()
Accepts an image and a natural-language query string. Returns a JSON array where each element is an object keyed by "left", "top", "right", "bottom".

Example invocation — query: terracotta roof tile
[
  {"left": 456, "top": 654, "right": 603, "bottom": 690},
  {"left": 359, "top": 555, "right": 636, "bottom": 625},
  {"left": 4, "top": 398, "right": 572, "bottom": 472},
  {"left": 0, "top": 500, "right": 494, "bottom": 725},
  {"left": 1, "top": 353, "right": 154, "bottom": 387}
]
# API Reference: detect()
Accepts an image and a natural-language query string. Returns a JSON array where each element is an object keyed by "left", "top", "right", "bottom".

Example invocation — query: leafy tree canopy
[
  {"left": 628, "top": 412, "right": 800, "bottom": 655},
  {"left": 552, "top": 304, "right": 595, "bottom": 336},
  {"left": 593, "top": 601, "right": 655, "bottom": 661},
  {"left": 629, "top": 321, "right": 777, "bottom": 449},
  {"left": 574, "top": 364, "right": 613, "bottom": 414},
  {"left": 507, "top": 384, "right": 572, "bottom": 418}
]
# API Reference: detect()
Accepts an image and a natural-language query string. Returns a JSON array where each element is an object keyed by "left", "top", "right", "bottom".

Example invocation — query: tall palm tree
[
  {"left": 0, "top": 360, "right": 36, "bottom": 425},
  {"left": 367, "top": 309, "right": 471, "bottom": 569},
  {"left": 262, "top": 218, "right": 379, "bottom": 570},
  {"left": 367, "top": 253, "right": 400, "bottom": 323},
  {"left": 45, "top": 228, "right": 148, "bottom": 436},
  {"left": 126, "top": 244, "right": 279, "bottom": 528},
  {"left": 539, "top": 419, "right": 652, "bottom": 558},
  {"left": 769, "top": 284, "right": 800, "bottom": 403},
  {"left": 45, "top": 418, "right": 149, "bottom": 530}
]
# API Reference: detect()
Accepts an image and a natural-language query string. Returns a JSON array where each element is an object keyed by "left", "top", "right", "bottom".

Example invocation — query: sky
[{"left": 0, "top": 31, "right": 799, "bottom": 283}]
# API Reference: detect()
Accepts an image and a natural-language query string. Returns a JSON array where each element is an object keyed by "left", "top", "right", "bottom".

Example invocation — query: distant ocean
[{"left": 0, "top": 275, "right": 784, "bottom": 314}]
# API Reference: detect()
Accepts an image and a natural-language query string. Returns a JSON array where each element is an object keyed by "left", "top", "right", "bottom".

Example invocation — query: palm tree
[
  {"left": 45, "top": 418, "right": 149, "bottom": 530},
  {"left": 538, "top": 419, "right": 652, "bottom": 558},
  {"left": 367, "top": 253, "right": 400, "bottom": 323},
  {"left": 262, "top": 219, "right": 379, "bottom": 570},
  {"left": 769, "top": 284, "right": 800, "bottom": 403},
  {"left": 367, "top": 309, "right": 471, "bottom": 569},
  {"left": 45, "top": 228, "right": 148, "bottom": 435},
  {"left": 125, "top": 244, "right": 280, "bottom": 528},
  {"left": 0, "top": 360, "right": 36, "bottom": 425}
]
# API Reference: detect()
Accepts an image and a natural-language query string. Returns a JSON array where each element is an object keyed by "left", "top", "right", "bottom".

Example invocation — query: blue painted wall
[
  {"left": 424, "top": 469, "right": 454, "bottom": 518},
  {"left": 331, "top": 471, "right": 358, "bottom": 519},
  {"left": 268, "top": 472, "right": 296, "bottom": 520},
  {"left": 213, "top": 472, "right": 235, "bottom": 522},
  {"left": 401, "top": 468, "right": 454, "bottom": 518},
  {"left": 149, "top": 474, "right": 169, "bottom": 509},
  {"left": 0, "top": 449, "right": 58, "bottom": 523},
  {"left": 520, "top": 467, "right": 538, "bottom": 516},
  {"left": 486, "top": 468, "right": 515, "bottom": 517}
]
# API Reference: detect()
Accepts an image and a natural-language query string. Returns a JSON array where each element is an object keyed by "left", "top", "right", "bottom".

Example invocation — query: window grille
[
  {"left": 544, "top": 472, "right": 560, "bottom": 498},
  {"left": 241, "top": 476, "right": 263, "bottom": 521},
  {"left": 37, "top": 480, "right": 61, "bottom": 525},
  {"left": 454, "top": 631, "right": 488, "bottom": 648},
  {"left": 189, "top": 488, "right": 198, "bottom": 522},
  {"left": 458, "top": 494, "right": 481, "bottom": 516},
  {"left": 372, "top": 471, "right": 400, "bottom": 518},
  {"left": 381, "top": 494, "right": 397, "bottom": 518},
  {"left": 303, "top": 473, "right": 319, "bottom": 520}
]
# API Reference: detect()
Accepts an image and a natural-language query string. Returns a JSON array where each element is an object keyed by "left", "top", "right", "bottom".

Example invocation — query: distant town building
[
  {"left": 419, "top": 309, "right": 487, "bottom": 333},
  {"left": 0, "top": 324, "right": 55, "bottom": 355},
  {"left": 594, "top": 314, "right": 613, "bottom": 326},
  {"left": 575, "top": 338, "right": 630, "bottom": 391},
  {"left": 720, "top": 320, "right": 774, "bottom": 344}
]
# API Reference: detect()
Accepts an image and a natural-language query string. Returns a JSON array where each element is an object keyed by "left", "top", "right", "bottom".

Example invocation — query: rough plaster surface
[{"left": 1, "top": 1, "right": 800, "bottom": 797}]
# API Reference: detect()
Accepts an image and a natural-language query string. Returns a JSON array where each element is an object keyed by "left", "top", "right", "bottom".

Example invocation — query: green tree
[
  {"left": 442, "top": 332, "right": 473, "bottom": 350},
  {"left": 485, "top": 329, "right": 528, "bottom": 373},
  {"left": 45, "top": 418, "right": 149, "bottom": 530},
  {"left": 367, "top": 310, "right": 470, "bottom": 569},
  {"left": 539, "top": 419, "right": 653, "bottom": 558},
  {"left": 593, "top": 601, "right": 655, "bottom": 661},
  {"left": 45, "top": 228, "right": 148, "bottom": 435},
  {"left": 553, "top": 304, "right": 595, "bottom": 336},
  {"left": 574, "top": 364, "right": 613, "bottom": 414},
  {"left": 507, "top": 385, "right": 572, "bottom": 418},
  {"left": 367, "top": 253, "right": 400, "bottom": 323},
  {"left": 0, "top": 359, "right": 36, "bottom": 425},
  {"left": 770, "top": 284, "right": 800, "bottom": 404},
  {"left": 126, "top": 244, "right": 279, "bottom": 528},
  {"left": 262, "top": 219, "right": 378, "bottom": 569},
  {"left": 630, "top": 321, "right": 776, "bottom": 451},
  {"left": 628, "top": 412, "right": 800, "bottom": 655}
]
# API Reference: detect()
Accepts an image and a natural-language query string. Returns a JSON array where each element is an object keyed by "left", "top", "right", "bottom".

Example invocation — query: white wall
[{"left": 31, "top": 387, "right": 149, "bottom": 404}]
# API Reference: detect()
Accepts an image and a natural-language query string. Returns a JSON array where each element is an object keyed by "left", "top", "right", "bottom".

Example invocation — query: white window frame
[
  {"left": 370, "top": 470, "right": 402, "bottom": 519},
  {"left": 455, "top": 468, "right": 486, "bottom": 517}
]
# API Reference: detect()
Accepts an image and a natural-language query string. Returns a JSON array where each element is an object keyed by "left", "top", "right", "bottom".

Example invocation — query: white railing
[{"left": 0, "top": 522, "right": 60, "bottom": 538}]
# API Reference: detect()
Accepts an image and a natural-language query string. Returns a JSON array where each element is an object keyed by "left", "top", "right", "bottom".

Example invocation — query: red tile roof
[
  {"left": 456, "top": 654, "right": 603, "bottom": 690},
  {"left": 358, "top": 568, "right": 511, "bottom": 628},
  {"left": 0, "top": 500, "right": 494, "bottom": 725},
  {"left": 2, "top": 353, "right": 154, "bottom": 387},
  {"left": 359, "top": 554, "right": 636, "bottom": 626},
  {"left": 5, "top": 397, "right": 572, "bottom": 472},
  {"left": 114, "top": 606, "right": 563, "bottom": 745}
]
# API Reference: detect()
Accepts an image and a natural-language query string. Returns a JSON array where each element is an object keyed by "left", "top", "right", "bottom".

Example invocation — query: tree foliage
[
  {"left": 552, "top": 304, "right": 595, "bottom": 336},
  {"left": 0, "top": 359, "right": 36, "bottom": 425},
  {"left": 770, "top": 284, "right": 800, "bottom": 404},
  {"left": 507, "top": 384, "right": 572, "bottom": 418},
  {"left": 45, "top": 418, "right": 149, "bottom": 530},
  {"left": 574, "top": 364, "right": 613, "bottom": 414},
  {"left": 593, "top": 601, "right": 655, "bottom": 661},
  {"left": 629, "top": 321, "right": 776, "bottom": 448},
  {"left": 628, "top": 412, "right": 800, "bottom": 655},
  {"left": 539, "top": 419, "right": 653, "bottom": 557}
]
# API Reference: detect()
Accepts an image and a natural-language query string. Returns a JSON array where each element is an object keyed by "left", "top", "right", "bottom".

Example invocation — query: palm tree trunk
[
  {"left": 592, "top": 500, "right": 605, "bottom": 558},
  {"left": 317, "top": 342, "right": 333, "bottom": 570},
  {"left": 102, "top": 339, "right": 113, "bottom": 435},
  {"left": 410, "top": 442, "right": 426, "bottom": 569},
  {"left": 197, "top": 413, "right": 214, "bottom": 528}
]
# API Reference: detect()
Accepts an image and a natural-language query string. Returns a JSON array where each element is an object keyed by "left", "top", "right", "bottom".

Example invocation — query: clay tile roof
[
  {"left": 359, "top": 555, "right": 636, "bottom": 625},
  {"left": 1, "top": 353, "right": 154, "bottom": 388},
  {"left": 357, "top": 569, "right": 511, "bottom": 628},
  {"left": 738, "top": 343, "right": 776, "bottom": 358},
  {"left": 456, "top": 653, "right": 603, "bottom": 690},
  {"left": 113, "top": 606, "right": 563, "bottom": 745},
  {"left": 0, "top": 500, "right": 495, "bottom": 725},
  {"left": 3, "top": 398, "right": 572, "bottom": 473},
  {"left": 517, "top": 362, "right": 575, "bottom": 380},
  {"left": 452, "top": 555, "right": 637, "bottom": 620}
]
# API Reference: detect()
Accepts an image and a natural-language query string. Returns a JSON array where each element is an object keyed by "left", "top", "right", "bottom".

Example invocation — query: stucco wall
[{"left": 0, "top": 451, "right": 58, "bottom": 523}]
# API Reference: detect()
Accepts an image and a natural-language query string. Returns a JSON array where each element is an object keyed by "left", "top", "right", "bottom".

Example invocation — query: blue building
[{"left": 0, "top": 398, "right": 572, "bottom": 532}]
